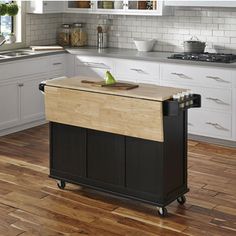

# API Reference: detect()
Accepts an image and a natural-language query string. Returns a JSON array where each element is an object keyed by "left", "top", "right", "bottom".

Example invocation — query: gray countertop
[
  {"left": 67, "top": 47, "right": 236, "bottom": 69},
  {"left": 0, "top": 48, "right": 66, "bottom": 63},
  {"left": 1, "top": 46, "right": 236, "bottom": 69}
]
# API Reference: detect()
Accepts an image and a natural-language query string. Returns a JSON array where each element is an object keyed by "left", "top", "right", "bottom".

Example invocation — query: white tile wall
[
  {"left": 26, "top": 7, "right": 236, "bottom": 53},
  {"left": 26, "top": 14, "right": 62, "bottom": 46}
]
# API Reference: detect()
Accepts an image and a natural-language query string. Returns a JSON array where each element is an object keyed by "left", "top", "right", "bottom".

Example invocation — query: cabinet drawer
[
  {"left": 115, "top": 59, "right": 159, "bottom": 83},
  {"left": 75, "top": 56, "right": 114, "bottom": 79},
  {"left": 75, "top": 56, "right": 113, "bottom": 69},
  {"left": 161, "top": 81, "right": 232, "bottom": 112},
  {"left": 49, "top": 55, "right": 65, "bottom": 72},
  {"left": 0, "top": 58, "right": 49, "bottom": 81},
  {"left": 161, "top": 64, "right": 232, "bottom": 88},
  {"left": 188, "top": 110, "right": 232, "bottom": 139}
]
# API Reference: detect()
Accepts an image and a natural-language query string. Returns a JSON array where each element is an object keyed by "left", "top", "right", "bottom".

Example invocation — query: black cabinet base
[{"left": 49, "top": 108, "right": 189, "bottom": 212}]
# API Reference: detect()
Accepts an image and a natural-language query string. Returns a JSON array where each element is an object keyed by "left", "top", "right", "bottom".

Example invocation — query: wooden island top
[{"left": 45, "top": 76, "right": 186, "bottom": 102}]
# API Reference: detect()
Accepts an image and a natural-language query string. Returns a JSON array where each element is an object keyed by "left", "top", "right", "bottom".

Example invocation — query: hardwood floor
[{"left": 0, "top": 124, "right": 235, "bottom": 236}]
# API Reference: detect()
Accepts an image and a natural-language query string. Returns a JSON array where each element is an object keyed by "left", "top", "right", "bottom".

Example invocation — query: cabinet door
[
  {"left": 51, "top": 123, "right": 87, "bottom": 180},
  {"left": 66, "top": 1, "right": 94, "bottom": 12},
  {"left": 43, "top": 1, "right": 64, "bottom": 13},
  {"left": 0, "top": 82, "right": 19, "bottom": 129},
  {"left": 87, "top": 130, "right": 125, "bottom": 186},
  {"left": 27, "top": 1, "right": 64, "bottom": 13},
  {"left": 20, "top": 78, "right": 45, "bottom": 122},
  {"left": 165, "top": 0, "right": 236, "bottom": 7},
  {"left": 126, "top": 137, "right": 163, "bottom": 195}
]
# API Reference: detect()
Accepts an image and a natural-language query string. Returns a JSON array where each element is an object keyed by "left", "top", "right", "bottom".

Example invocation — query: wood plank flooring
[{"left": 0, "top": 124, "right": 235, "bottom": 236}]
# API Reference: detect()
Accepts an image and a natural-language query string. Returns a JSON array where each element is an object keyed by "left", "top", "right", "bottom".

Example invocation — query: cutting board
[
  {"left": 81, "top": 80, "right": 139, "bottom": 90},
  {"left": 30, "top": 46, "right": 64, "bottom": 51}
]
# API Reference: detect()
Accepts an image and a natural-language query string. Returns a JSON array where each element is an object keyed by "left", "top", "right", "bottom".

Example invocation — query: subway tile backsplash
[{"left": 26, "top": 7, "right": 236, "bottom": 53}]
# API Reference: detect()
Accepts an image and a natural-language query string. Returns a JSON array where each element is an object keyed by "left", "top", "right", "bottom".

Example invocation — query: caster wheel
[
  {"left": 57, "top": 180, "right": 66, "bottom": 190},
  {"left": 177, "top": 195, "right": 186, "bottom": 205},
  {"left": 158, "top": 207, "right": 168, "bottom": 217}
]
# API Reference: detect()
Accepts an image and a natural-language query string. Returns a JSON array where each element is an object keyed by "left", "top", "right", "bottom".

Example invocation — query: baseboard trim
[
  {"left": 0, "top": 120, "right": 48, "bottom": 137},
  {"left": 189, "top": 134, "right": 236, "bottom": 148}
]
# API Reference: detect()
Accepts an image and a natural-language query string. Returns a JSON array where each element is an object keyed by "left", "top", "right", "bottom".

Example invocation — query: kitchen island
[{"left": 40, "top": 77, "right": 201, "bottom": 216}]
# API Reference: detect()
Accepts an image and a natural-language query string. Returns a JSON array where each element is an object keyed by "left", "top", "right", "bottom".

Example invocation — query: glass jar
[
  {"left": 70, "top": 23, "right": 88, "bottom": 47},
  {"left": 58, "top": 24, "right": 71, "bottom": 46}
]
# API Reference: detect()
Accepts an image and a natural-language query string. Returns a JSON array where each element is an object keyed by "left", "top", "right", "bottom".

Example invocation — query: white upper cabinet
[
  {"left": 27, "top": 1, "right": 64, "bottom": 14},
  {"left": 65, "top": 0, "right": 172, "bottom": 16},
  {"left": 165, "top": 0, "right": 236, "bottom": 7}
]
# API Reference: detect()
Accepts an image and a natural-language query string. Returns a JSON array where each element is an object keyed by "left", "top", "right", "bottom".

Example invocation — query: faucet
[{"left": 0, "top": 38, "right": 6, "bottom": 46}]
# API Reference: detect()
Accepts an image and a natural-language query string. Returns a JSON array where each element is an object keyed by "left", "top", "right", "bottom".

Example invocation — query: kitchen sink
[{"left": 0, "top": 50, "right": 35, "bottom": 59}]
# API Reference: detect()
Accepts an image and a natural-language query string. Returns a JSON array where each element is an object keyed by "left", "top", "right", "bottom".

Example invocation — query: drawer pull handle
[
  {"left": 84, "top": 62, "right": 109, "bottom": 68},
  {"left": 206, "top": 76, "right": 230, "bottom": 84},
  {"left": 171, "top": 72, "right": 193, "bottom": 80},
  {"left": 53, "top": 62, "right": 62, "bottom": 66},
  {"left": 206, "top": 122, "right": 229, "bottom": 131},
  {"left": 205, "top": 97, "right": 230, "bottom": 105},
  {"left": 130, "top": 68, "right": 147, "bottom": 74},
  {"left": 188, "top": 123, "right": 194, "bottom": 126},
  {"left": 18, "top": 83, "right": 24, "bottom": 87}
]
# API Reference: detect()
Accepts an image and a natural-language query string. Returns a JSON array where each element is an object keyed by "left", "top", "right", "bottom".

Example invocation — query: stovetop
[{"left": 168, "top": 53, "right": 236, "bottom": 63}]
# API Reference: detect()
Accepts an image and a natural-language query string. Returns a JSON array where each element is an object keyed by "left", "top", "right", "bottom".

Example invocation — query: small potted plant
[
  {"left": 7, "top": 2, "right": 19, "bottom": 16},
  {"left": 0, "top": 3, "right": 7, "bottom": 16}
]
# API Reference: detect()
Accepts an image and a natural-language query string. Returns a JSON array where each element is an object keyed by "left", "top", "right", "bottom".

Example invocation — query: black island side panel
[{"left": 50, "top": 123, "right": 87, "bottom": 181}]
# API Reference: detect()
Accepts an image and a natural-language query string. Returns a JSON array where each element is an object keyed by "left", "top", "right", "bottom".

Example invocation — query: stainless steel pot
[{"left": 184, "top": 36, "right": 206, "bottom": 53}]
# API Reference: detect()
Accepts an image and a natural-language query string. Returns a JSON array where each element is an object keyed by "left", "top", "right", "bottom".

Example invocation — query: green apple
[{"left": 105, "top": 71, "right": 116, "bottom": 85}]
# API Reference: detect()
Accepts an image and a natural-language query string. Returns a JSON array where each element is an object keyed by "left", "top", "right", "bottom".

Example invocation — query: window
[
  {"left": 0, "top": 0, "right": 13, "bottom": 37},
  {"left": 0, "top": 0, "right": 24, "bottom": 49}
]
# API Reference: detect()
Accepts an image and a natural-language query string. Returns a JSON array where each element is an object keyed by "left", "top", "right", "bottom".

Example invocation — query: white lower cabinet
[
  {"left": 0, "top": 81, "right": 19, "bottom": 130},
  {"left": 0, "top": 54, "right": 66, "bottom": 135},
  {"left": 20, "top": 77, "right": 46, "bottom": 123},
  {"left": 160, "top": 63, "right": 235, "bottom": 142},
  {"left": 75, "top": 55, "right": 114, "bottom": 79},
  {"left": 189, "top": 109, "right": 232, "bottom": 140},
  {"left": 114, "top": 59, "right": 160, "bottom": 84}
]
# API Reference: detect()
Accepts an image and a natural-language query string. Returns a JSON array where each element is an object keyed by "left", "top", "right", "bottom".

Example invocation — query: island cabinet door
[
  {"left": 50, "top": 123, "right": 87, "bottom": 181},
  {"left": 125, "top": 137, "right": 164, "bottom": 202},
  {"left": 87, "top": 130, "right": 125, "bottom": 186}
]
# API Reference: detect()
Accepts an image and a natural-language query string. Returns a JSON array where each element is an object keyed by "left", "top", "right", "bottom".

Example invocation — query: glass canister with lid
[
  {"left": 70, "top": 23, "right": 88, "bottom": 47},
  {"left": 58, "top": 24, "right": 71, "bottom": 46}
]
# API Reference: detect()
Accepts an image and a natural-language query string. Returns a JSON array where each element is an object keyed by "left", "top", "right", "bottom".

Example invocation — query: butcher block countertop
[{"left": 46, "top": 76, "right": 186, "bottom": 102}]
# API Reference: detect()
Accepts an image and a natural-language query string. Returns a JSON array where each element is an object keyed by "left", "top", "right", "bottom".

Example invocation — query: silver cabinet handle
[
  {"left": 188, "top": 123, "right": 194, "bottom": 126},
  {"left": 18, "top": 83, "right": 24, "bottom": 87},
  {"left": 53, "top": 62, "right": 62, "bottom": 66},
  {"left": 205, "top": 97, "right": 230, "bottom": 105},
  {"left": 206, "top": 122, "right": 229, "bottom": 131},
  {"left": 84, "top": 62, "right": 109, "bottom": 69},
  {"left": 130, "top": 68, "right": 147, "bottom": 74},
  {"left": 171, "top": 72, "right": 193, "bottom": 80},
  {"left": 206, "top": 76, "right": 230, "bottom": 84}
]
